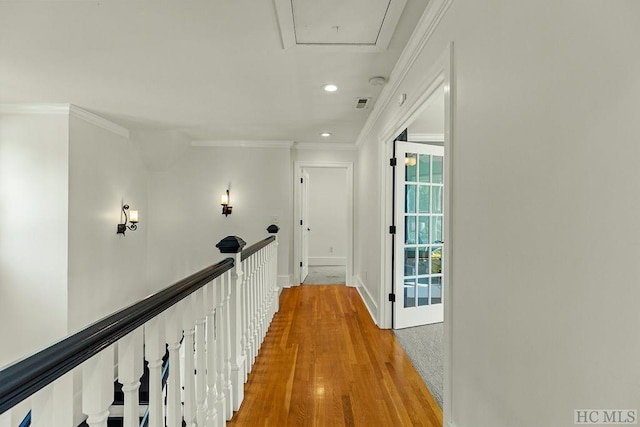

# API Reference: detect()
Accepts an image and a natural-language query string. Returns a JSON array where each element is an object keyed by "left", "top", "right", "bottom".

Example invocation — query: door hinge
[
  {"left": 300, "top": 177, "right": 304, "bottom": 183},
  {"left": 389, "top": 158, "right": 397, "bottom": 167},
  {"left": 300, "top": 219, "right": 303, "bottom": 226},
  {"left": 388, "top": 293, "right": 396, "bottom": 303},
  {"left": 389, "top": 225, "right": 396, "bottom": 234},
  {"left": 300, "top": 261, "right": 303, "bottom": 267}
]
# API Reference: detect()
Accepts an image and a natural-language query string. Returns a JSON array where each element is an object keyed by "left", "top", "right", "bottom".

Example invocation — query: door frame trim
[
  {"left": 293, "top": 161, "right": 354, "bottom": 286},
  {"left": 377, "top": 42, "right": 454, "bottom": 422}
]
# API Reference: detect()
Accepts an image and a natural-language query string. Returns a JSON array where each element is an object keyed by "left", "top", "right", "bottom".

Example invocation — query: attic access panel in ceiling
[{"left": 274, "top": 0, "right": 407, "bottom": 51}]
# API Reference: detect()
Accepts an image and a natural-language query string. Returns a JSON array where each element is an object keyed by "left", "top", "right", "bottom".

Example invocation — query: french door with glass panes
[{"left": 394, "top": 141, "right": 445, "bottom": 329}]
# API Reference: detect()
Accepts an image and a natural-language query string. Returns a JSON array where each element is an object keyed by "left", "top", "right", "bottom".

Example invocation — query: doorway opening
[{"left": 293, "top": 162, "right": 354, "bottom": 286}]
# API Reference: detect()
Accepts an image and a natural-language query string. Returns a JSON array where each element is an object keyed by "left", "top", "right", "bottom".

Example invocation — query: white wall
[
  {"left": 0, "top": 108, "right": 150, "bottom": 370},
  {"left": 306, "top": 167, "right": 347, "bottom": 265},
  {"left": 147, "top": 145, "right": 292, "bottom": 289},
  {"left": 408, "top": 88, "right": 445, "bottom": 138},
  {"left": 292, "top": 147, "right": 356, "bottom": 164},
  {"left": 354, "top": 136, "right": 381, "bottom": 315},
  {"left": 0, "top": 112, "right": 69, "bottom": 367},
  {"left": 355, "top": 1, "right": 640, "bottom": 426},
  {"left": 67, "top": 115, "right": 149, "bottom": 332}
]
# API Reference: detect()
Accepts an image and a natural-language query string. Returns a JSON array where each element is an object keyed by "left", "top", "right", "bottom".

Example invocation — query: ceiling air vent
[{"left": 355, "top": 97, "right": 371, "bottom": 109}]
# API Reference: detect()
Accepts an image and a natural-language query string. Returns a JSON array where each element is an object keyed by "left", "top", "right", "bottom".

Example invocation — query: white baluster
[
  {"left": 214, "top": 277, "right": 227, "bottom": 423},
  {"left": 267, "top": 246, "right": 274, "bottom": 325},
  {"left": 0, "top": 410, "right": 10, "bottom": 427},
  {"left": 215, "top": 277, "right": 227, "bottom": 421},
  {"left": 264, "top": 246, "right": 272, "bottom": 327},
  {"left": 205, "top": 282, "right": 220, "bottom": 427},
  {"left": 229, "top": 252, "right": 246, "bottom": 411},
  {"left": 82, "top": 346, "right": 115, "bottom": 427},
  {"left": 32, "top": 384, "right": 53, "bottom": 427},
  {"left": 270, "top": 242, "right": 277, "bottom": 321},
  {"left": 260, "top": 247, "right": 268, "bottom": 347},
  {"left": 118, "top": 327, "right": 143, "bottom": 427},
  {"left": 223, "top": 270, "right": 233, "bottom": 419},
  {"left": 0, "top": 401, "right": 31, "bottom": 427},
  {"left": 30, "top": 370, "right": 73, "bottom": 427},
  {"left": 165, "top": 303, "right": 183, "bottom": 427},
  {"left": 249, "top": 255, "right": 258, "bottom": 368},
  {"left": 144, "top": 315, "right": 166, "bottom": 427},
  {"left": 271, "top": 235, "right": 280, "bottom": 315},
  {"left": 253, "top": 255, "right": 259, "bottom": 368},
  {"left": 240, "top": 258, "right": 249, "bottom": 382},
  {"left": 244, "top": 257, "right": 254, "bottom": 375},
  {"left": 194, "top": 286, "right": 208, "bottom": 426},
  {"left": 252, "top": 254, "right": 261, "bottom": 359},
  {"left": 256, "top": 249, "right": 264, "bottom": 347},
  {"left": 182, "top": 293, "right": 198, "bottom": 427}
]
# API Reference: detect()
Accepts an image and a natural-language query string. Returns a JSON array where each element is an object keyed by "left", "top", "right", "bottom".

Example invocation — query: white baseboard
[
  {"left": 309, "top": 256, "right": 346, "bottom": 266},
  {"left": 353, "top": 275, "right": 378, "bottom": 325},
  {"left": 278, "top": 275, "right": 291, "bottom": 288}
]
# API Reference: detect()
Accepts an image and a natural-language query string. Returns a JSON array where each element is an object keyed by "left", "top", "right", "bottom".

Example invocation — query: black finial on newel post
[
  {"left": 267, "top": 224, "right": 280, "bottom": 234},
  {"left": 216, "top": 236, "right": 246, "bottom": 253}
]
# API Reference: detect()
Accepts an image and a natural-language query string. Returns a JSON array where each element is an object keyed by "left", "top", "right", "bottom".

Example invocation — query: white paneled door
[{"left": 394, "top": 141, "right": 445, "bottom": 329}]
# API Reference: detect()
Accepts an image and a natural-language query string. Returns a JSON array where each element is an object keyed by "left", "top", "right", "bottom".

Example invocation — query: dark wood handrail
[
  {"left": 240, "top": 236, "right": 276, "bottom": 262},
  {"left": 0, "top": 257, "right": 235, "bottom": 415}
]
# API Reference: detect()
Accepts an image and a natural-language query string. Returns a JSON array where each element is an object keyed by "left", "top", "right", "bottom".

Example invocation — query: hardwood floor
[{"left": 228, "top": 285, "right": 443, "bottom": 426}]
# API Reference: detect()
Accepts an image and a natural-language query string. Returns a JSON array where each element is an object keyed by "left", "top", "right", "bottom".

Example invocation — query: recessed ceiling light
[
  {"left": 322, "top": 84, "right": 338, "bottom": 92},
  {"left": 320, "top": 132, "right": 332, "bottom": 137}
]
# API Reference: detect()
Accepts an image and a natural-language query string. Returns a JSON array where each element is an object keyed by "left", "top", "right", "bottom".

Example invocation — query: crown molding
[
  {"left": 192, "top": 140, "right": 294, "bottom": 149},
  {"left": 355, "top": 0, "right": 454, "bottom": 147},
  {"left": 292, "top": 142, "right": 357, "bottom": 151},
  {"left": 0, "top": 103, "right": 70, "bottom": 115},
  {"left": 69, "top": 105, "right": 130, "bottom": 139},
  {"left": 0, "top": 103, "right": 130, "bottom": 139}
]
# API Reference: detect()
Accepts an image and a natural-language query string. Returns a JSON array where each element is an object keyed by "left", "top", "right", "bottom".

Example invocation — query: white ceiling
[{"left": 0, "top": 0, "right": 428, "bottom": 145}]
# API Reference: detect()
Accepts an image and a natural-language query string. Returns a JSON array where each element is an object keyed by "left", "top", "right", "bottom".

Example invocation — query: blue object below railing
[
  {"left": 18, "top": 410, "right": 30, "bottom": 427},
  {"left": 139, "top": 357, "right": 169, "bottom": 427}
]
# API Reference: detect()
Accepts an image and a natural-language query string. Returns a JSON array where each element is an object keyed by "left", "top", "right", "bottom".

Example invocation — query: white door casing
[
  {"left": 377, "top": 41, "right": 453, "bottom": 423},
  {"left": 293, "top": 161, "right": 354, "bottom": 287}
]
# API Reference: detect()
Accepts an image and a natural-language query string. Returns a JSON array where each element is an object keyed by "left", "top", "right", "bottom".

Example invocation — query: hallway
[{"left": 228, "top": 285, "right": 442, "bottom": 426}]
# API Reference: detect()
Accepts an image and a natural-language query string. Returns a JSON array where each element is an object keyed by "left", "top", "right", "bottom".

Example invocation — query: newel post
[
  {"left": 215, "top": 235, "right": 246, "bottom": 412},
  {"left": 267, "top": 224, "right": 280, "bottom": 315}
]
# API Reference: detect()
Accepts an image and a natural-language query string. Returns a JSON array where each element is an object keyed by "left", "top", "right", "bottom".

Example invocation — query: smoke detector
[
  {"left": 368, "top": 76, "right": 387, "bottom": 86},
  {"left": 354, "top": 97, "right": 371, "bottom": 109}
]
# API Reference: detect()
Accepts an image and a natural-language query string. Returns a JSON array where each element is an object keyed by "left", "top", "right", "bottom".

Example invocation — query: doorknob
[{"left": 307, "top": 227, "right": 311, "bottom": 231}]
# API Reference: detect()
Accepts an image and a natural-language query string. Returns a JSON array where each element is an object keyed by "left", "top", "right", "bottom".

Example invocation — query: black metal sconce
[
  {"left": 117, "top": 204, "right": 139, "bottom": 235},
  {"left": 221, "top": 189, "right": 232, "bottom": 217}
]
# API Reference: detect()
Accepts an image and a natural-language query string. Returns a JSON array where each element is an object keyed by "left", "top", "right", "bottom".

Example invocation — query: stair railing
[{"left": 0, "top": 226, "right": 280, "bottom": 427}]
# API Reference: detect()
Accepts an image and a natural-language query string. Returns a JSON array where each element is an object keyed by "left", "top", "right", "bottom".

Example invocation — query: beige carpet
[
  {"left": 394, "top": 322, "right": 444, "bottom": 408},
  {"left": 303, "top": 265, "right": 346, "bottom": 285}
]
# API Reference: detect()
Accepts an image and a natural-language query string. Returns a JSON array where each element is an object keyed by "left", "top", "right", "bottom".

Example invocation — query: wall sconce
[
  {"left": 221, "top": 189, "right": 232, "bottom": 217},
  {"left": 117, "top": 204, "right": 139, "bottom": 235}
]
